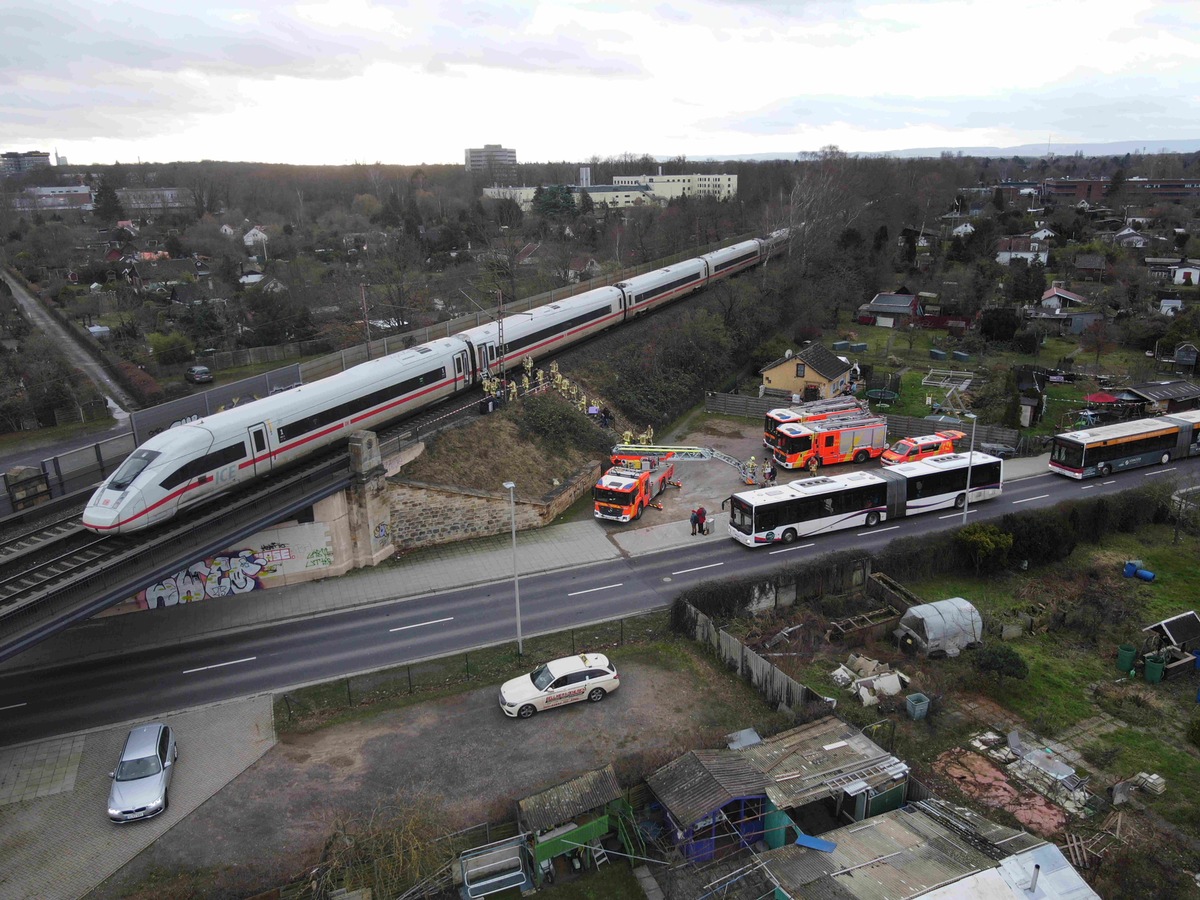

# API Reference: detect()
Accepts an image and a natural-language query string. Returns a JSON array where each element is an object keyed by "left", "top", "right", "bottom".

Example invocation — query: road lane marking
[
  {"left": 567, "top": 583, "right": 623, "bottom": 597},
  {"left": 1145, "top": 467, "right": 1177, "bottom": 476},
  {"left": 672, "top": 563, "right": 724, "bottom": 575},
  {"left": 858, "top": 525, "right": 898, "bottom": 536},
  {"left": 939, "top": 510, "right": 976, "bottom": 519},
  {"left": 769, "top": 542, "right": 815, "bottom": 555},
  {"left": 0, "top": 702, "right": 27, "bottom": 711},
  {"left": 182, "top": 656, "right": 257, "bottom": 675},
  {"left": 1102, "top": 480, "right": 1116, "bottom": 485},
  {"left": 1081, "top": 485, "right": 1096, "bottom": 490},
  {"left": 1012, "top": 494, "right": 1049, "bottom": 505},
  {"left": 389, "top": 616, "right": 454, "bottom": 633}
]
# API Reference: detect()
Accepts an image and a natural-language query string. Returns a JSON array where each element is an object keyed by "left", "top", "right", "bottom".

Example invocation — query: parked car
[
  {"left": 107, "top": 723, "right": 177, "bottom": 823},
  {"left": 499, "top": 653, "right": 620, "bottom": 719},
  {"left": 184, "top": 365, "right": 213, "bottom": 384},
  {"left": 979, "top": 442, "right": 1018, "bottom": 460}
]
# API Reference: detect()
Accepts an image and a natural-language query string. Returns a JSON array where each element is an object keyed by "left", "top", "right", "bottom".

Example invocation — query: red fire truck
[
  {"left": 772, "top": 415, "right": 888, "bottom": 470},
  {"left": 593, "top": 453, "right": 677, "bottom": 522},
  {"left": 763, "top": 397, "right": 869, "bottom": 452}
]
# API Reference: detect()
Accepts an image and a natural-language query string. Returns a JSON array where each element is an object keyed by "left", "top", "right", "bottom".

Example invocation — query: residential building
[
  {"left": 115, "top": 187, "right": 190, "bottom": 214},
  {"left": 1, "top": 150, "right": 52, "bottom": 176},
  {"left": 995, "top": 236, "right": 1048, "bottom": 266},
  {"left": 611, "top": 172, "right": 738, "bottom": 200},
  {"left": 10, "top": 184, "right": 93, "bottom": 212},
  {"left": 465, "top": 144, "right": 517, "bottom": 181},
  {"left": 1040, "top": 285, "right": 1088, "bottom": 310},
  {"left": 243, "top": 226, "right": 269, "bottom": 248},
  {"left": 1044, "top": 176, "right": 1200, "bottom": 202},
  {"left": 759, "top": 344, "right": 854, "bottom": 400},
  {"left": 857, "top": 290, "right": 923, "bottom": 326}
]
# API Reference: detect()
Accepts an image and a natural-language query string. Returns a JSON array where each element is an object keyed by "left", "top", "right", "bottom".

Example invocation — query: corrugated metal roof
[
  {"left": 1125, "top": 380, "right": 1200, "bottom": 403},
  {"left": 517, "top": 764, "right": 623, "bottom": 833},
  {"left": 646, "top": 750, "right": 771, "bottom": 827},
  {"left": 760, "top": 806, "right": 999, "bottom": 899}
]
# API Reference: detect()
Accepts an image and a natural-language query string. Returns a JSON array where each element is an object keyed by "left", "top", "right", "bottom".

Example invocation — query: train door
[
  {"left": 247, "top": 424, "right": 273, "bottom": 475},
  {"left": 455, "top": 349, "right": 471, "bottom": 388}
]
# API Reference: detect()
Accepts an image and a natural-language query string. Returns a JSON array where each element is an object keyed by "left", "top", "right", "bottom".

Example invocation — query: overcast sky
[{"left": 4, "top": 0, "right": 1199, "bottom": 167}]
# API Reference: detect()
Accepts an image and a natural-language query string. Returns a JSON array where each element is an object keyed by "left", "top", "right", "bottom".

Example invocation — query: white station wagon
[{"left": 499, "top": 653, "right": 620, "bottom": 719}]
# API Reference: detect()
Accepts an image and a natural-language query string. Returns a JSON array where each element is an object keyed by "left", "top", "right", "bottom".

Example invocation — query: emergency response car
[
  {"left": 499, "top": 653, "right": 620, "bottom": 718},
  {"left": 880, "top": 430, "right": 965, "bottom": 466},
  {"left": 593, "top": 453, "right": 676, "bottom": 522}
]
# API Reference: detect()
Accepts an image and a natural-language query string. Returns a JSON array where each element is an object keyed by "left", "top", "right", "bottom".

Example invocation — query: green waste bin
[
  {"left": 906, "top": 693, "right": 930, "bottom": 720},
  {"left": 1116, "top": 644, "right": 1137, "bottom": 672},
  {"left": 1144, "top": 654, "right": 1166, "bottom": 684}
]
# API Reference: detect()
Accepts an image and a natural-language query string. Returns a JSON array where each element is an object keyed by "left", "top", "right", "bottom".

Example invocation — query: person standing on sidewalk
[
  {"left": 690, "top": 509, "right": 699, "bottom": 535},
  {"left": 696, "top": 507, "right": 707, "bottom": 535}
]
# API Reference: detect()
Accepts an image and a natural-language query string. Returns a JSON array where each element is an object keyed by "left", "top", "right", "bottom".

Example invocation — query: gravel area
[{"left": 88, "top": 650, "right": 786, "bottom": 899}]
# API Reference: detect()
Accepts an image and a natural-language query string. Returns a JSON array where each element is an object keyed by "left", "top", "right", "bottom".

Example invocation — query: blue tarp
[{"left": 794, "top": 833, "right": 837, "bottom": 853}]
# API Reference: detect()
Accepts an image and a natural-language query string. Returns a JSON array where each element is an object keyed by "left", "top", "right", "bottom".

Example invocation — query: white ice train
[{"left": 82, "top": 230, "right": 788, "bottom": 533}]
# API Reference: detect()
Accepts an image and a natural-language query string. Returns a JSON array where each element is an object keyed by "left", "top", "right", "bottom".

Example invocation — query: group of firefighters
[{"left": 741, "top": 456, "right": 783, "bottom": 487}]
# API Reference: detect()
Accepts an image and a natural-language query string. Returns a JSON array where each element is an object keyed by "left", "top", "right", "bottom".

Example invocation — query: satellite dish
[{"left": 785, "top": 349, "right": 793, "bottom": 358}]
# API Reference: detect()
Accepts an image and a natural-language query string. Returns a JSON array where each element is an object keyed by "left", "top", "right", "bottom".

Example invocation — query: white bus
[
  {"left": 727, "top": 452, "right": 1004, "bottom": 546},
  {"left": 1048, "top": 410, "right": 1200, "bottom": 479}
]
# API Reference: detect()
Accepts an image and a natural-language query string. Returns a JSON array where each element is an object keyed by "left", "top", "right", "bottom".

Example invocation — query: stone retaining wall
[{"left": 386, "top": 461, "right": 601, "bottom": 550}]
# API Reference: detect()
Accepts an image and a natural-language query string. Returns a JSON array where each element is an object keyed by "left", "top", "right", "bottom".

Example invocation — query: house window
[{"left": 795, "top": 363, "right": 806, "bottom": 378}]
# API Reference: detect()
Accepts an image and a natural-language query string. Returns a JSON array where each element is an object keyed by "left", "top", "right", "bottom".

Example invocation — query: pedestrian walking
[
  {"left": 767, "top": 463, "right": 777, "bottom": 485},
  {"left": 690, "top": 509, "right": 699, "bottom": 535},
  {"left": 696, "top": 506, "right": 707, "bottom": 535}
]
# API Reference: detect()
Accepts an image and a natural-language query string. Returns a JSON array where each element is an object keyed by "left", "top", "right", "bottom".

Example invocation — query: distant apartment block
[
  {"left": 10, "top": 184, "right": 93, "bottom": 212},
  {"left": 612, "top": 172, "right": 738, "bottom": 200},
  {"left": 1, "top": 150, "right": 52, "bottom": 177},
  {"left": 465, "top": 144, "right": 517, "bottom": 180},
  {"left": 482, "top": 183, "right": 656, "bottom": 211},
  {"left": 115, "top": 187, "right": 190, "bottom": 214},
  {"left": 1042, "top": 177, "right": 1200, "bottom": 202}
]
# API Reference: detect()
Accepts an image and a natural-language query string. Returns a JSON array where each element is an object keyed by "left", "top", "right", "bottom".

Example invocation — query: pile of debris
[{"left": 830, "top": 653, "right": 911, "bottom": 707}]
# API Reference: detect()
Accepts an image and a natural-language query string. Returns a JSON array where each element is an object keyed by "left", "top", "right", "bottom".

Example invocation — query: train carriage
[
  {"left": 83, "top": 337, "right": 471, "bottom": 532},
  {"left": 616, "top": 258, "right": 708, "bottom": 317},
  {"left": 457, "top": 286, "right": 625, "bottom": 378},
  {"left": 698, "top": 240, "right": 762, "bottom": 281}
]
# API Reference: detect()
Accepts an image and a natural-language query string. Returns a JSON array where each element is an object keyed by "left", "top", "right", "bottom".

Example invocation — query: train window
[
  {"left": 109, "top": 450, "right": 161, "bottom": 491},
  {"left": 252, "top": 431, "right": 266, "bottom": 453}
]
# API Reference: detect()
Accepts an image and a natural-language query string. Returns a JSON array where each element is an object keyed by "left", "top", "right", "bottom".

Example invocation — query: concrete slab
[{"left": 0, "top": 696, "right": 275, "bottom": 900}]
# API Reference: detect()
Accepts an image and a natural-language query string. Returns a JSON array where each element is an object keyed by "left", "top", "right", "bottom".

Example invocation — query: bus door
[
  {"left": 882, "top": 472, "right": 905, "bottom": 519},
  {"left": 247, "top": 424, "right": 272, "bottom": 475}
]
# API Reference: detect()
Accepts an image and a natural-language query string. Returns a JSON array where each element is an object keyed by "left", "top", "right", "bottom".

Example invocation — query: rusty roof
[{"left": 518, "top": 764, "right": 623, "bottom": 833}]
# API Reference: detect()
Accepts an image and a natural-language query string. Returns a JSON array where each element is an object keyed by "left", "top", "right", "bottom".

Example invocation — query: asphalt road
[{"left": 3, "top": 459, "right": 1196, "bottom": 747}]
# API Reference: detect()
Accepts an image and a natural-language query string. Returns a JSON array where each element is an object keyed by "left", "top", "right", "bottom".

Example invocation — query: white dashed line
[
  {"left": 182, "top": 656, "right": 257, "bottom": 675},
  {"left": 672, "top": 563, "right": 724, "bottom": 575},
  {"left": 389, "top": 617, "right": 454, "bottom": 633},
  {"left": 858, "top": 525, "right": 898, "bottom": 536},
  {"left": 769, "top": 542, "right": 815, "bottom": 555},
  {"left": 567, "top": 583, "right": 624, "bottom": 597},
  {"left": 1012, "top": 494, "right": 1049, "bottom": 505},
  {"left": 0, "top": 702, "right": 28, "bottom": 712}
]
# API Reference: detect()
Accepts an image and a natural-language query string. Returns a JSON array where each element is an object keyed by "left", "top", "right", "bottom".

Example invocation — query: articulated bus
[
  {"left": 727, "top": 452, "right": 1003, "bottom": 546},
  {"left": 1048, "top": 411, "right": 1200, "bottom": 479}
]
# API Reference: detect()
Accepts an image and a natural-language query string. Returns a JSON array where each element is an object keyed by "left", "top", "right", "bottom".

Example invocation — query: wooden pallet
[{"left": 1063, "top": 832, "right": 1091, "bottom": 869}]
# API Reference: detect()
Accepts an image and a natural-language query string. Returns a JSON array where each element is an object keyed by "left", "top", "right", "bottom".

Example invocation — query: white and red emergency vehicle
[
  {"left": 880, "top": 430, "right": 965, "bottom": 467},
  {"left": 772, "top": 415, "right": 887, "bottom": 470},
  {"left": 762, "top": 397, "right": 869, "bottom": 452},
  {"left": 593, "top": 452, "right": 676, "bottom": 522}
]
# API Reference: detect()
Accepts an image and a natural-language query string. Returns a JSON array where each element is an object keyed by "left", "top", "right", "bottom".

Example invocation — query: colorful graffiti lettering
[
  {"left": 305, "top": 547, "right": 333, "bottom": 568},
  {"left": 137, "top": 548, "right": 277, "bottom": 609}
]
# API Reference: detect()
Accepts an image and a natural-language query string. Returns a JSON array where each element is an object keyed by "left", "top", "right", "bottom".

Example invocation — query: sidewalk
[{"left": 0, "top": 454, "right": 1052, "bottom": 675}]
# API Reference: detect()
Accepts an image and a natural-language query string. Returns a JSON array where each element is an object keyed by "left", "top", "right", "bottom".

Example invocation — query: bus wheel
[
  {"left": 854, "top": 450, "right": 870, "bottom": 464},
  {"left": 781, "top": 529, "right": 798, "bottom": 544},
  {"left": 865, "top": 512, "right": 880, "bottom": 527},
  {"left": 954, "top": 493, "right": 966, "bottom": 509},
  {"left": 1161, "top": 452, "right": 1171, "bottom": 465},
  {"left": 1098, "top": 464, "right": 1112, "bottom": 477}
]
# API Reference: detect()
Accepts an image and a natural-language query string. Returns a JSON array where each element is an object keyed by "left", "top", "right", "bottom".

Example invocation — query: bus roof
[
  {"left": 882, "top": 451, "right": 1002, "bottom": 479},
  {"left": 732, "top": 470, "right": 887, "bottom": 506},
  {"left": 1054, "top": 417, "right": 1182, "bottom": 445}
]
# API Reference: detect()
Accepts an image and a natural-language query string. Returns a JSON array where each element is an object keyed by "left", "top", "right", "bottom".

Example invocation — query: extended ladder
[{"left": 611, "top": 444, "right": 747, "bottom": 473}]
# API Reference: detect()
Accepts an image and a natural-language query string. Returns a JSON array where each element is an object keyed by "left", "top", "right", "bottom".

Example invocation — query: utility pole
[{"left": 361, "top": 282, "right": 371, "bottom": 359}]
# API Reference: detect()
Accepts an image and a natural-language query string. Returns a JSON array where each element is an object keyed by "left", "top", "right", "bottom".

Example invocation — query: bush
[
  {"left": 972, "top": 644, "right": 1028, "bottom": 682},
  {"left": 956, "top": 523, "right": 1013, "bottom": 574}
]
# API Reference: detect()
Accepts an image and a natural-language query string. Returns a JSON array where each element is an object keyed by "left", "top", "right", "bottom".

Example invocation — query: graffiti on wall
[{"left": 137, "top": 548, "right": 278, "bottom": 609}]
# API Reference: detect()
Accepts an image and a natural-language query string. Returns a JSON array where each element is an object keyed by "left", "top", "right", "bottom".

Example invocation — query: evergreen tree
[{"left": 93, "top": 178, "right": 125, "bottom": 222}]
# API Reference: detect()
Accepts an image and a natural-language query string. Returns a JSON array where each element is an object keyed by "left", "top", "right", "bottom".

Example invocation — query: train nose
[{"left": 82, "top": 491, "right": 146, "bottom": 534}]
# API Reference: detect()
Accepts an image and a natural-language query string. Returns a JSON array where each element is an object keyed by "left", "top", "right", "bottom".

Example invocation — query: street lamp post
[
  {"left": 961, "top": 413, "right": 978, "bottom": 525},
  {"left": 502, "top": 481, "right": 523, "bottom": 656}
]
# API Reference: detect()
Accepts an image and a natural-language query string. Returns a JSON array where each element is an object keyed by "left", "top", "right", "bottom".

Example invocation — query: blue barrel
[
  {"left": 1123, "top": 562, "right": 1137, "bottom": 578},
  {"left": 1135, "top": 568, "right": 1155, "bottom": 582}
]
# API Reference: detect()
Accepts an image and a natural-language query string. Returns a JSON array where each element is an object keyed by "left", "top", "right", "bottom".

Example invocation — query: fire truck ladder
[{"left": 611, "top": 444, "right": 747, "bottom": 473}]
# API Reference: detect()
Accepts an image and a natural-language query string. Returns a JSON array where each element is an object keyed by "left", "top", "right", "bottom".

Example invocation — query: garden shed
[{"left": 895, "top": 597, "right": 983, "bottom": 658}]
